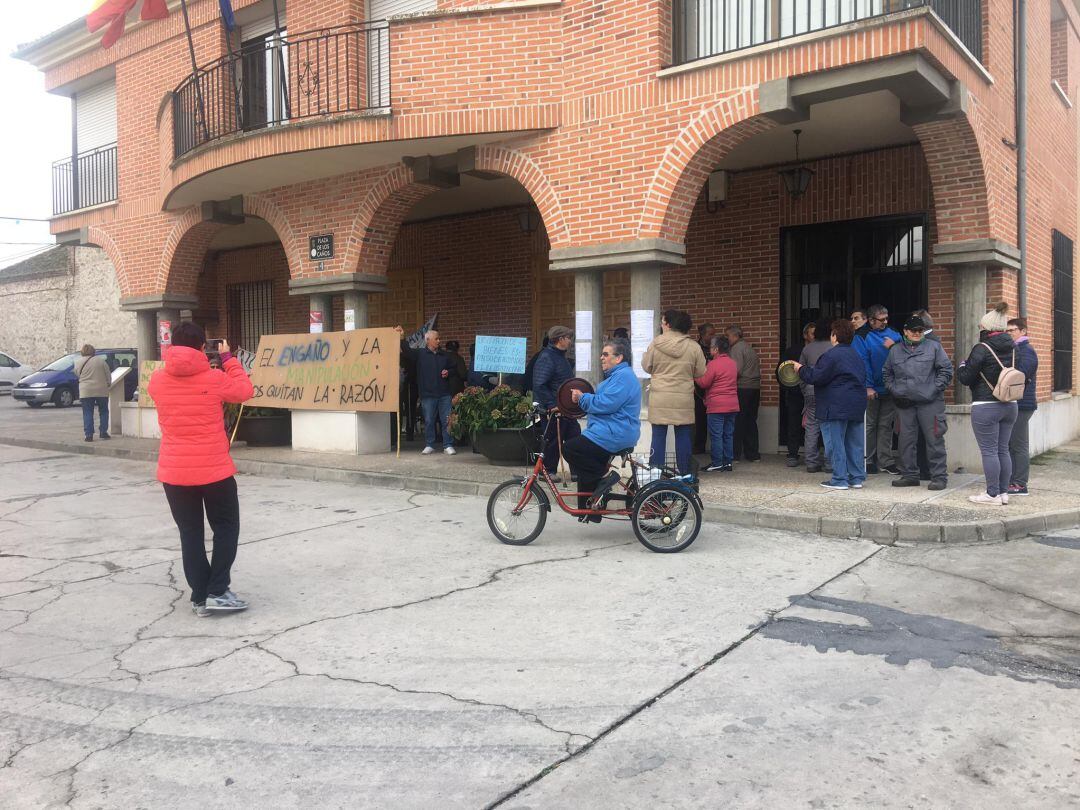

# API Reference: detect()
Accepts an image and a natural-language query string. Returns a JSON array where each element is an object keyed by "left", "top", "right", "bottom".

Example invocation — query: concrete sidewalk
[{"left": 1, "top": 397, "right": 1077, "bottom": 544}]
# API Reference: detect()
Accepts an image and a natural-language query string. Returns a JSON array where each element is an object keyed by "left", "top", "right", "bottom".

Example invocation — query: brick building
[{"left": 15, "top": 0, "right": 1080, "bottom": 455}]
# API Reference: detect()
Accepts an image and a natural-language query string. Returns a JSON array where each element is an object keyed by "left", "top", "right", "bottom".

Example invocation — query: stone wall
[{"left": 0, "top": 246, "right": 136, "bottom": 369}]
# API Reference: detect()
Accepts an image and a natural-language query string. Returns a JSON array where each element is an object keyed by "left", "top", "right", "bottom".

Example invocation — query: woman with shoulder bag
[{"left": 956, "top": 302, "right": 1022, "bottom": 505}]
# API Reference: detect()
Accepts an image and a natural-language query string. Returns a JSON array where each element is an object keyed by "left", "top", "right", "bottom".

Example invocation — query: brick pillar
[{"left": 574, "top": 269, "right": 604, "bottom": 386}]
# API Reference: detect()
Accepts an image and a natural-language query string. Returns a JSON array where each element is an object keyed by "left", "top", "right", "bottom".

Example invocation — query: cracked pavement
[{"left": 1, "top": 444, "right": 1079, "bottom": 807}]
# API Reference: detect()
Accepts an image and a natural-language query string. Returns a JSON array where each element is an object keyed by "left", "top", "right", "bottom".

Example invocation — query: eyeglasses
[
  {"left": 871, "top": 317, "right": 889, "bottom": 323},
  {"left": 600, "top": 351, "right": 613, "bottom": 358}
]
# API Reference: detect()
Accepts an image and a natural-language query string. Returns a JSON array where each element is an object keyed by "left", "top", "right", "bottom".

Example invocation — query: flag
[
  {"left": 87, "top": 0, "right": 169, "bottom": 49},
  {"left": 406, "top": 314, "right": 439, "bottom": 349},
  {"left": 219, "top": 0, "right": 236, "bottom": 31}
]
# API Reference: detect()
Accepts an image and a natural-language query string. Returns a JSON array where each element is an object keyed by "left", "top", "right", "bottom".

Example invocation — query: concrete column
[
  {"left": 630, "top": 265, "right": 663, "bottom": 454},
  {"left": 574, "top": 269, "right": 604, "bottom": 386},
  {"left": 309, "top": 293, "right": 331, "bottom": 333},
  {"left": 136, "top": 310, "right": 157, "bottom": 363},
  {"left": 156, "top": 309, "right": 180, "bottom": 357},
  {"left": 953, "top": 263, "right": 987, "bottom": 404},
  {"left": 342, "top": 290, "right": 368, "bottom": 330}
]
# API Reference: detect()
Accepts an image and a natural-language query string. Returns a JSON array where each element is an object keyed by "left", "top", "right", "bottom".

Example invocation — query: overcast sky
[{"left": 0, "top": 2, "right": 90, "bottom": 269}]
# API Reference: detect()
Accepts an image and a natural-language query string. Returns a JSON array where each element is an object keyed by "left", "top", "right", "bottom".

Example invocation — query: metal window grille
[
  {"left": 1052, "top": 230, "right": 1074, "bottom": 392},
  {"left": 226, "top": 281, "right": 275, "bottom": 353}
]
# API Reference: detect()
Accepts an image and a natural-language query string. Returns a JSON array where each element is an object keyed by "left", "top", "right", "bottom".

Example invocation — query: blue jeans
[
  {"left": 820, "top": 419, "right": 866, "bottom": 487},
  {"left": 421, "top": 395, "right": 453, "bottom": 449},
  {"left": 707, "top": 412, "right": 736, "bottom": 467},
  {"left": 81, "top": 396, "right": 109, "bottom": 437},
  {"left": 651, "top": 423, "right": 693, "bottom": 474}
]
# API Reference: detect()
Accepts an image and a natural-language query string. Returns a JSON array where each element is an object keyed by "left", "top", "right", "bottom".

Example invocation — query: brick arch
[
  {"left": 157, "top": 208, "right": 224, "bottom": 295},
  {"left": 85, "top": 224, "right": 131, "bottom": 298},
  {"left": 911, "top": 110, "right": 993, "bottom": 243},
  {"left": 243, "top": 193, "right": 302, "bottom": 277},
  {"left": 638, "top": 89, "right": 775, "bottom": 245},
  {"left": 344, "top": 147, "right": 569, "bottom": 277}
]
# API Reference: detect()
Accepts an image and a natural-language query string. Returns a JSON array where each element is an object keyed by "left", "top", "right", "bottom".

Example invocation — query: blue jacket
[
  {"left": 531, "top": 345, "right": 572, "bottom": 409},
  {"left": 797, "top": 345, "right": 868, "bottom": 422},
  {"left": 402, "top": 343, "right": 456, "bottom": 399},
  {"left": 855, "top": 327, "right": 901, "bottom": 394},
  {"left": 579, "top": 361, "right": 642, "bottom": 453},
  {"left": 1014, "top": 338, "right": 1038, "bottom": 411}
]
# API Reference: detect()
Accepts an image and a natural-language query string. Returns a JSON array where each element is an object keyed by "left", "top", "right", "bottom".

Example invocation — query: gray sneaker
[
  {"left": 205, "top": 590, "right": 249, "bottom": 612},
  {"left": 192, "top": 601, "right": 210, "bottom": 618}
]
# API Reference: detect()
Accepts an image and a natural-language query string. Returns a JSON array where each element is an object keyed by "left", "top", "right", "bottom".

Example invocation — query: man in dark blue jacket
[
  {"left": 395, "top": 326, "right": 458, "bottom": 455},
  {"left": 1006, "top": 317, "right": 1038, "bottom": 495},
  {"left": 855, "top": 304, "right": 901, "bottom": 474},
  {"left": 532, "top": 325, "right": 579, "bottom": 479}
]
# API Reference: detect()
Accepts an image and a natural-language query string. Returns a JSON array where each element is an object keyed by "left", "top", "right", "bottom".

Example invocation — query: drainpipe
[{"left": 1016, "top": 0, "right": 1028, "bottom": 315}]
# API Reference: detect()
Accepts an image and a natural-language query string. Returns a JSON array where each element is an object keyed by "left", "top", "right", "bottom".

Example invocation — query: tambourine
[
  {"left": 776, "top": 359, "right": 801, "bottom": 388},
  {"left": 556, "top": 378, "right": 595, "bottom": 418}
]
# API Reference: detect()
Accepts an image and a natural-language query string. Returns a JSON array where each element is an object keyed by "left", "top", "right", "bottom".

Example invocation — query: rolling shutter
[
  {"left": 368, "top": 0, "right": 436, "bottom": 18},
  {"left": 75, "top": 80, "right": 116, "bottom": 152}
]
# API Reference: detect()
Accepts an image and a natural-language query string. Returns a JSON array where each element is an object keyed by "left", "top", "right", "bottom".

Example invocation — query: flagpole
[
  {"left": 179, "top": 0, "right": 211, "bottom": 143},
  {"left": 270, "top": 0, "right": 291, "bottom": 119}
]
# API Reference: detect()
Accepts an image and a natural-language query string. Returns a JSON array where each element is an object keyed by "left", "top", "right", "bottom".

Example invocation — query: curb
[{"left": 3, "top": 436, "right": 1077, "bottom": 545}]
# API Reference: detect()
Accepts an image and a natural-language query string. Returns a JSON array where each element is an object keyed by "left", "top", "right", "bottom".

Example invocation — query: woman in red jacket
[
  {"left": 148, "top": 322, "right": 254, "bottom": 617},
  {"left": 694, "top": 335, "right": 740, "bottom": 473}
]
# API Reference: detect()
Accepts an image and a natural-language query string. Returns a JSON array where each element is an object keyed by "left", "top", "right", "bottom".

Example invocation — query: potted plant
[
  {"left": 229, "top": 404, "right": 292, "bottom": 447},
  {"left": 449, "top": 385, "right": 536, "bottom": 465}
]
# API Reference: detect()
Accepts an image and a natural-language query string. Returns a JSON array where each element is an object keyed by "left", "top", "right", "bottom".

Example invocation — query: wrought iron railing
[
  {"left": 672, "top": 0, "right": 982, "bottom": 66},
  {"left": 52, "top": 143, "right": 118, "bottom": 215},
  {"left": 173, "top": 21, "right": 390, "bottom": 159}
]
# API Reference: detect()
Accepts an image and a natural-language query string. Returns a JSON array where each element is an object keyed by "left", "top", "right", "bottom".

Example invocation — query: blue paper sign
[{"left": 473, "top": 335, "right": 527, "bottom": 374}]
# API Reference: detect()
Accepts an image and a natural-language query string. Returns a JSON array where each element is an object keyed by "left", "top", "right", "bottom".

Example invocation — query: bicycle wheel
[
  {"left": 631, "top": 485, "right": 701, "bottom": 553},
  {"left": 487, "top": 479, "right": 547, "bottom": 546}
]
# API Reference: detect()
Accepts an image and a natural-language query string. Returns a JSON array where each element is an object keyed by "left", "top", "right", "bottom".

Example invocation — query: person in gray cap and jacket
[
  {"left": 532, "top": 325, "right": 578, "bottom": 480},
  {"left": 882, "top": 315, "right": 953, "bottom": 490}
]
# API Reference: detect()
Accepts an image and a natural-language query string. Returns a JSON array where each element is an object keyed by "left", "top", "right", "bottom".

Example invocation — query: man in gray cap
[{"left": 532, "top": 325, "right": 578, "bottom": 480}]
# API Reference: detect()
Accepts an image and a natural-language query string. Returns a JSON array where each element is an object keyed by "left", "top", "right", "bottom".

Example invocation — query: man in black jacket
[
  {"left": 395, "top": 326, "right": 458, "bottom": 455},
  {"left": 533, "top": 325, "right": 579, "bottom": 480}
]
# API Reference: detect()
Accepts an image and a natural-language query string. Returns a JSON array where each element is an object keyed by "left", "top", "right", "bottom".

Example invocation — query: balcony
[
  {"left": 52, "top": 143, "right": 118, "bottom": 216},
  {"left": 173, "top": 22, "right": 390, "bottom": 160},
  {"left": 671, "top": 0, "right": 983, "bottom": 66}
]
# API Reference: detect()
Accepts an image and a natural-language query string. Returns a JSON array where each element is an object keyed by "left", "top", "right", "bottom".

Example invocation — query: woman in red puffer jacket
[{"left": 148, "top": 322, "right": 254, "bottom": 617}]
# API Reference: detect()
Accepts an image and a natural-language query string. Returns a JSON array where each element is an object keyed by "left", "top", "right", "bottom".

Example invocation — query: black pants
[
  {"left": 783, "top": 391, "right": 804, "bottom": 458},
  {"left": 562, "top": 435, "right": 611, "bottom": 509},
  {"left": 163, "top": 476, "right": 240, "bottom": 604},
  {"left": 734, "top": 388, "right": 761, "bottom": 461},
  {"left": 543, "top": 414, "right": 581, "bottom": 474},
  {"left": 693, "top": 393, "right": 708, "bottom": 453}
]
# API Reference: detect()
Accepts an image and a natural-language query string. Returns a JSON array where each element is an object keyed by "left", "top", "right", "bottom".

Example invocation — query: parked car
[
  {"left": 14, "top": 348, "right": 138, "bottom": 407},
  {"left": 0, "top": 351, "right": 35, "bottom": 396}
]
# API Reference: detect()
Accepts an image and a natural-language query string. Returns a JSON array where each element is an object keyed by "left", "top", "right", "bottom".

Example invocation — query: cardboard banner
[
  {"left": 138, "top": 360, "right": 165, "bottom": 407},
  {"left": 247, "top": 328, "right": 400, "bottom": 412}
]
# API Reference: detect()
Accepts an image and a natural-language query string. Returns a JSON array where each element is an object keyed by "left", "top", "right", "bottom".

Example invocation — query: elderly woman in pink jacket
[{"left": 694, "top": 335, "right": 739, "bottom": 472}]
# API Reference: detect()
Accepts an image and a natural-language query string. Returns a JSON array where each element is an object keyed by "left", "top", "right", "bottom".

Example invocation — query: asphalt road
[{"left": 1, "top": 440, "right": 1078, "bottom": 808}]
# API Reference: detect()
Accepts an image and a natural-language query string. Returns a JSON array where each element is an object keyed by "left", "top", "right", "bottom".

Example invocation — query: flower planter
[
  {"left": 475, "top": 427, "right": 538, "bottom": 466},
  {"left": 235, "top": 414, "right": 292, "bottom": 447}
]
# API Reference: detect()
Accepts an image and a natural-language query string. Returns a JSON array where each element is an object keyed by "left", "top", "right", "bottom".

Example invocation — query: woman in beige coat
[{"left": 642, "top": 309, "right": 707, "bottom": 474}]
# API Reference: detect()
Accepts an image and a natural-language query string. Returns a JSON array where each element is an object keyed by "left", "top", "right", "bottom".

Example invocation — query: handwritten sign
[
  {"left": 138, "top": 361, "right": 165, "bottom": 407},
  {"left": 247, "top": 328, "right": 399, "bottom": 412},
  {"left": 234, "top": 348, "right": 256, "bottom": 375},
  {"left": 473, "top": 335, "right": 527, "bottom": 375}
]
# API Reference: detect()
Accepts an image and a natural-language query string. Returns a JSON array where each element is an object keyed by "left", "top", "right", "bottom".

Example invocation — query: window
[
  {"left": 1052, "top": 1, "right": 1069, "bottom": 96},
  {"left": 0, "top": 354, "right": 15, "bottom": 368},
  {"left": 1052, "top": 230, "right": 1074, "bottom": 392},
  {"left": 226, "top": 281, "right": 275, "bottom": 353}
]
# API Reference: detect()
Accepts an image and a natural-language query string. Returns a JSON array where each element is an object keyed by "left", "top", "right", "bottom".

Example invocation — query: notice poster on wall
[
  {"left": 575, "top": 341, "right": 591, "bottom": 374},
  {"left": 309, "top": 311, "right": 324, "bottom": 334},
  {"left": 630, "top": 309, "right": 654, "bottom": 379},
  {"left": 344, "top": 308, "right": 356, "bottom": 332},
  {"left": 138, "top": 360, "right": 165, "bottom": 407},
  {"left": 575, "top": 310, "right": 593, "bottom": 340},
  {"left": 473, "top": 335, "right": 528, "bottom": 374},
  {"left": 248, "top": 328, "right": 400, "bottom": 412}
]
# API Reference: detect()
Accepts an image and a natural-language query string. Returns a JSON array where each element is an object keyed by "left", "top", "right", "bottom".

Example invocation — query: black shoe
[
  {"left": 866, "top": 464, "right": 880, "bottom": 474},
  {"left": 588, "top": 471, "right": 621, "bottom": 508},
  {"left": 892, "top": 478, "right": 920, "bottom": 487},
  {"left": 927, "top": 480, "right": 948, "bottom": 491},
  {"left": 805, "top": 465, "right": 822, "bottom": 473},
  {"left": 720, "top": 464, "right": 733, "bottom": 472},
  {"left": 99, "top": 433, "right": 111, "bottom": 440},
  {"left": 785, "top": 457, "right": 801, "bottom": 467},
  {"left": 84, "top": 435, "right": 93, "bottom": 442},
  {"left": 884, "top": 465, "right": 902, "bottom": 475}
]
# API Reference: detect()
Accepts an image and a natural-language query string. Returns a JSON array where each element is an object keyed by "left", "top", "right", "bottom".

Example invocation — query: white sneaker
[
  {"left": 968, "top": 493, "right": 1002, "bottom": 505},
  {"left": 443, "top": 446, "right": 457, "bottom": 455},
  {"left": 1000, "top": 493, "right": 1009, "bottom": 505},
  {"left": 421, "top": 446, "right": 435, "bottom": 455}
]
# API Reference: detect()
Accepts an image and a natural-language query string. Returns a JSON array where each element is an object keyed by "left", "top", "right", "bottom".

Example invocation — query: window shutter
[
  {"left": 75, "top": 80, "right": 117, "bottom": 152},
  {"left": 368, "top": 0, "right": 436, "bottom": 20}
]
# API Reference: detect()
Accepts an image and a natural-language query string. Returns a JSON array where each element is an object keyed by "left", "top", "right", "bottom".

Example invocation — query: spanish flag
[{"left": 87, "top": 0, "right": 169, "bottom": 49}]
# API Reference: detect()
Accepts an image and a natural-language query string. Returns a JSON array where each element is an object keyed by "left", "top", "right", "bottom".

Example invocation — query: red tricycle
[{"left": 485, "top": 407, "right": 703, "bottom": 553}]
